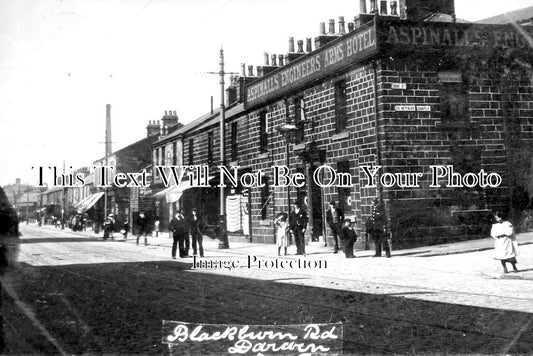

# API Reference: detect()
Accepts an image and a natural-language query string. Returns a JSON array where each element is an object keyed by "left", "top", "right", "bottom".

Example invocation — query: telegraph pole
[
  {"left": 201, "top": 49, "right": 238, "bottom": 249},
  {"left": 218, "top": 48, "right": 229, "bottom": 249}
]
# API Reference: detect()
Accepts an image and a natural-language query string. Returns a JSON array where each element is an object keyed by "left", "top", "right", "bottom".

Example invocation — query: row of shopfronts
[{"left": 41, "top": 0, "right": 533, "bottom": 248}]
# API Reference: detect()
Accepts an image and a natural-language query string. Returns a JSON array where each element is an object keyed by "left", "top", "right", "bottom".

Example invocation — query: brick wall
[{"left": 378, "top": 57, "right": 533, "bottom": 248}]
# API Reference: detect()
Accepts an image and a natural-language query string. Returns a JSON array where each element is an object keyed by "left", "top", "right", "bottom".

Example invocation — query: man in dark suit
[
  {"left": 136, "top": 212, "right": 149, "bottom": 246},
  {"left": 169, "top": 211, "right": 190, "bottom": 258},
  {"left": 188, "top": 208, "right": 204, "bottom": 257},
  {"left": 290, "top": 203, "right": 308, "bottom": 255},
  {"left": 340, "top": 218, "right": 357, "bottom": 258},
  {"left": 366, "top": 199, "right": 391, "bottom": 258},
  {"left": 326, "top": 200, "right": 344, "bottom": 253}
]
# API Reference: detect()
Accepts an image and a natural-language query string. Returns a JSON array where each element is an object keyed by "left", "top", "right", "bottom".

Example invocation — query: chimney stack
[
  {"left": 287, "top": 38, "right": 307, "bottom": 63},
  {"left": 306, "top": 38, "right": 312, "bottom": 52},
  {"left": 399, "top": 0, "right": 455, "bottom": 21},
  {"left": 146, "top": 120, "right": 160, "bottom": 137},
  {"left": 328, "top": 19, "right": 335, "bottom": 35},
  {"left": 297, "top": 40, "right": 304, "bottom": 53},
  {"left": 319, "top": 22, "right": 326, "bottom": 35},
  {"left": 248, "top": 65, "right": 254, "bottom": 77},
  {"left": 264, "top": 52, "right": 270, "bottom": 66},
  {"left": 348, "top": 22, "right": 355, "bottom": 32},
  {"left": 338, "top": 17, "right": 346, "bottom": 35},
  {"left": 315, "top": 19, "right": 341, "bottom": 49},
  {"left": 226, "top": 85, "right": 238, "bottom": 105},
  {"left": 289, "top": 37, "right": 295, "bottom": 53},
  {"left": 105, "top": 104, "right": 112, "bottom": 158},
  {"left": 278, "top": 54, "right": 284, "bottom": 66},
  {"left": 161, "top": 110, "right": 179, "bottom": 130},
  {"left": 271, "top": 54, "right": 277, "bottom": 66}
]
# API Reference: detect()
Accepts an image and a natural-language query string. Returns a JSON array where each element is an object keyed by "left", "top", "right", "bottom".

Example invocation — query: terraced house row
[{"left": 149, "top": 0, "right": 533, "bottom": 249}]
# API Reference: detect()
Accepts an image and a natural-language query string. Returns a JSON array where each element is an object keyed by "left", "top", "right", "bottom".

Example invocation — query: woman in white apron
[
  {"left": 275, "top": 212, "right": 289, "bottom": 256},
  {"left": 491, "top": 211, "right": 519, "bottom": 273}
]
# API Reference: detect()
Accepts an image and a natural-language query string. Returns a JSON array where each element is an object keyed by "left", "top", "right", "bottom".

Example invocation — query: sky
[{"left": 1, "top": 0, "right": 532, "bottom": 187}]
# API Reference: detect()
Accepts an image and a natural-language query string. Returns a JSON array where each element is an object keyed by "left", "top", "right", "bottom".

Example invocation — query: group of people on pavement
[
  {"left": 274, "top": 199, "right": 392, "bottom": 259},
  {"left": 168, "top": 208, "right": 205, "bottom": 259},
  {"left": 99, "top": 211, "right": 150, "bottom": 246},
  {"left": 275, "top": 203, "right": 309, "bottom": 256},
  {"left": 324, "top": 198, "right": 390, "bottom": 259},
  {"left": 73, "top": 192, "right": 523, "bottom": 274}
]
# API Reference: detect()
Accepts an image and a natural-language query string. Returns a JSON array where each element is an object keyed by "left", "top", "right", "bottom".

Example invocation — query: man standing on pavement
[
  {"left": 366, "top": 199, "right": 391, "bottom": 258},
  {"left": 290, "top": 203, "right": 308, "bottom": 256},
  {"left": 169, "top": 211, "right": 189, "bottom": 259},
  {"left": 340, "top": 218, "right": 357, "bottom": 258},
  {"left": 326, "top": 200, "right": 344, "bottom": 254},
  {"left": 103, "top": 213, "right": 115, "bottom": 240},
  {"left": 188, "top": 208, "right": 204, "bottom": 257},
  {"left": 136, "top": 212, "right": 149, "bottom": 246}
]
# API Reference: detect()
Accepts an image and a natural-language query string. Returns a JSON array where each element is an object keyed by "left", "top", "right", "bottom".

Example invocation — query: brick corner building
[{"left": 239, "top": 0, "right": 533, "bottom": 248}]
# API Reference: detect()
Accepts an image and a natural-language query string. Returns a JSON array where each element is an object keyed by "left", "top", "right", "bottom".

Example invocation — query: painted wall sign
[
  {"left": 379, "top": 21, "right": 531, "bottom": 50},
  {"left": 162, "top": 321, "right": 344, "bottom": 355},
  {"left": 391, "top": 83, "right": 407, "bottom": 89},
  {"left": 245, "top": 21, "right": 377, "bottom": 109}
]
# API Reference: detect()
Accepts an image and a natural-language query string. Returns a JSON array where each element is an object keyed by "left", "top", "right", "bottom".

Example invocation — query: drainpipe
[{"left": 372, "top": 60, "right": 392, "bottom": 243}]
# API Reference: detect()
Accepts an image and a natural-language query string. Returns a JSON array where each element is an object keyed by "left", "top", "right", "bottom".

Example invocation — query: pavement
[
  {"left": 31, "top": 223, "right": 533, "bottom": 281},
  {"left": 19, "top": 223, "right": 533, "bottom": 314}
]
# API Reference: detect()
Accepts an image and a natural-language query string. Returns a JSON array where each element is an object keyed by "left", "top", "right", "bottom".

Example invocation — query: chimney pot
[
  {"left": 370, "top": 0, "right": 377, "bottom": 13},
  {"left": 380, "top": 0, "right": 388, "bottom": 15},
  {"left": 348, "top": 22, "right": 355, "bottom": 32},
  {"left": 278, "top": 54, "right": 284, "bottom": 66},
  {"left": 271, "top": 54, "right": 277, "bottom": 66},
  {"left": 241, "top": 63, "right": 246, "bottom": 76},
  {"left": 319, "top": 22, "right": 326, "bottom": 35},
  {"left": 390, "top": 0, "right": 398, "bottom": 16},
  {"left": 297, "top": 40, "right": 304, "bottom": 53},
  {"left": 339, "top": 16, "right": 346, "bottom": 35},
  {"left": 360, "top": 0, "right": 367, "bottom": 14},
  {"left": 264, "top": 52, "right": 270, "bottom": 66},
  {"left": 306, "top": 38, "right": 312, "bottom": 52},
  {"left": 289, "top": 37, "right": 295, "bottom": 52},
  {"left": 328, "top": 19, "right": 335, "bottom": 35},
  {"left": 248, "top": 65, "right": 254, "bottom": 76}
]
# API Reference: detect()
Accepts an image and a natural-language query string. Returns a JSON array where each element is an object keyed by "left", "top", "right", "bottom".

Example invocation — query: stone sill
[{"left": 330, "top": 131, "right": 350, "bottom": 141}]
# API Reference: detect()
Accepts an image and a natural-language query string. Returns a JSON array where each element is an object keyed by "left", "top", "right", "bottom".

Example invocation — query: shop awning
[
  {"left": 153, "top": 176, "right": 213, "bottom": 203},
  {"left": 76, "top": 192, "right": 104, "bottom": 213}
]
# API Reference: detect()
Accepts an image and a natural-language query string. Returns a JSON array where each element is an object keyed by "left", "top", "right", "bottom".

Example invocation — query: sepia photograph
[{"left": 1, "top": 0, "right": 533, "bottom": 354}]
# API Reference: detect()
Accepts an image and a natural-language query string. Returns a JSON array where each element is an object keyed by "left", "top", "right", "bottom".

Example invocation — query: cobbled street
[{"left": 2, "top": 224, "right": 533, "bottom": 355}]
